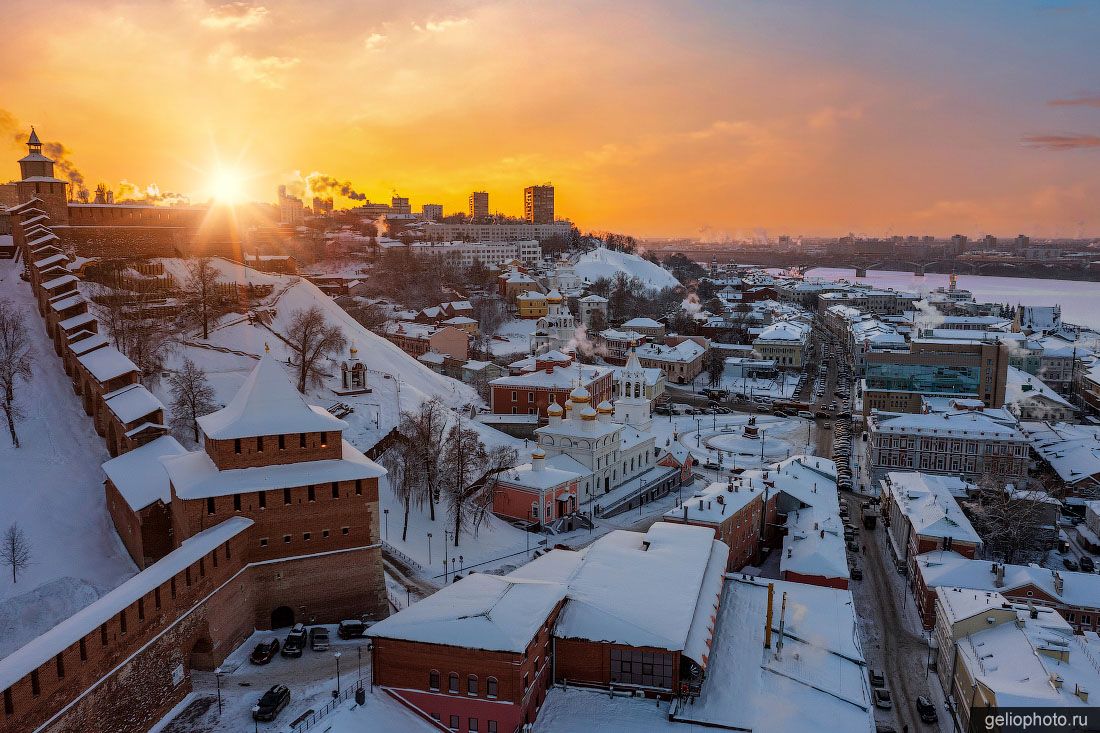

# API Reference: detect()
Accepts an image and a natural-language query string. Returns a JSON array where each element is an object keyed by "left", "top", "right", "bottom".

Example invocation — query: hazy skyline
[{"left": 2, "top": 0, "right": 1098, "bottom": 238}]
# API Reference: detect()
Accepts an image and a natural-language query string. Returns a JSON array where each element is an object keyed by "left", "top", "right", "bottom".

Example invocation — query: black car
[
  {"left": 849, "top": 566, "right": 863, "bottom": 581},
  {"left": 916, "top": 695, "right": 938, "bottom": 723},
  {"left": 253, "top": 684, "right": 291, "bottom": 722},
  {"left": 281, "top": 624, "right": 307, "bottom": 657},
  {"left": 1064, "top": 557, "right": 1080, "bottom": 572},
  {"left": 249, "top": 638, "right": 280, "bottom": 665},
  {"left": 1081, "top": 556, "right": 1095, "bottom": 573},
  {"left": 869, "top": 669, "right": 885, "bottom": 688},
  {"left": 338, "top": 619, "right": 366, "bottom": 639}
]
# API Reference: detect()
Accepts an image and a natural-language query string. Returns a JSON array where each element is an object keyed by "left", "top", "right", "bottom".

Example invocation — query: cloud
[
  {"left": 413, "top": 17, "right": 469, "bottom": 33},
  {"left": 1047, "top": 96, "right": 1100, "bottom": 108},
  {"left": 1021, "top": 133, "right": 1100, "bottom": 150},
  {"left": 208, "top": 43, "right": 299, "bottom": 88},
  {"left": 364, "top": 32, "right": 387, "bottom": 50},
  {"left": 201, "top": 2, "right": 269, "bottom": 30}
]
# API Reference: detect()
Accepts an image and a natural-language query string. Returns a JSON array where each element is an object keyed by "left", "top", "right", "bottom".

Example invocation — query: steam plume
[{"left": 303, "top": 171, "right": 367, "bottom": 201}]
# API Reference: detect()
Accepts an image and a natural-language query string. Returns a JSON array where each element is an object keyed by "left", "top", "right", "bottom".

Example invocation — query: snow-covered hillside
[
  {"left": 574, "top": 247, "right": 680, "bottom": 290},
  {"left": 0, "top": 260, "right": 137, "bottom": 659}
]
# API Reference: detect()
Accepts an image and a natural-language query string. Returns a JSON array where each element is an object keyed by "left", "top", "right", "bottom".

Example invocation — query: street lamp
[
  {"left": 251, "top": 706, "right": 260, "bottom": 733},
  {"left": 427, "top": 532, "right": 432, "bottom": 564},
  {"left": 214, "top": 667, "right": 223, "bottom": 714},
  {"left": 333, "top": 652, "right": 343, "bottom": 697},
  {"left": 383, "top": 509, "right": 389, "bottom": 541},
  {"left": 367, "top": 641, "right": 375, "bottom": 694},
  {"left": 357, "top": 644, "right": 363, "bottom": 681}
]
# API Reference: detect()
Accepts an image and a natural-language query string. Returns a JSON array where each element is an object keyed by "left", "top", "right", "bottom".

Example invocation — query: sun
[{"left": 207, "top": 166, "right": 247, "bottom": 204}]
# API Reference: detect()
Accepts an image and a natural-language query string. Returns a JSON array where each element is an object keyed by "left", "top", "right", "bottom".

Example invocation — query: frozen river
[{"left": 803, "top": 267, "right": 1100, "bottom": 331}]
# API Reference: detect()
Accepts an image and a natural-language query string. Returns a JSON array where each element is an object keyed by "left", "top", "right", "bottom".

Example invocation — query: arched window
[
  {"left": 429, "top": 670, "right": 440, "bottom": 691},
  {"left": 486, "top": 677, "right": 498, "bottom": 698},
  {"left": 468, "top": 674, "right": 478, "bottom": 696},
  {"left": 449, "top": 672, "right": 459, "bottom": 694}
]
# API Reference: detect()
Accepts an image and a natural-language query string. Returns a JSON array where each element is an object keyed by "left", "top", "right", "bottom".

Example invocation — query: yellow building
[{"left": 516, "top": 290, "right": 549, "bottom": 319}]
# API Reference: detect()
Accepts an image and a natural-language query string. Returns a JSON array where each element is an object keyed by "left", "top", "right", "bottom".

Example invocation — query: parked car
[
  {"left": 249, "top": 638, "right": 280, "bottom": 665},
  {"left": 846, "top": 540, "right": 859, "bottom": 553},
  {"left": 916, "top": 695, "right": 938, "bottom": 723},
  {"left": 309, "top": 626, "right": 330, "bottom": 651},
  {"left": 253, "top": 684, "right": 291, "bottom": 722},
  {"left": 873, "top": 687, "right": 892, "bottom": 710},
  {"left": 1064, "top": 558, "right": 1080, "bottom": 572},
  {"left": 282, "top": 624, "right": 307, "bottom": 657},
  {"left": 869, "top": 669, "right": 885, "bottom": 688},
  {"left": 849, "top": 566, "right": 863, "bottom": 581},
  {"left": 1080, "top": 556, "right": 1095, "bottom": 573},
  {"left": 338, "top": 619, "right": 367, "bottom": 639}
]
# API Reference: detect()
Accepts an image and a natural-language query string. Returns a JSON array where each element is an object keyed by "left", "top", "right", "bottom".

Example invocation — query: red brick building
[
  {"left": 493, "top": 448, "right": 580, "bottom": 526},
  {"left": 370, "top": 523, "right": 727, "bottom": 732},
  {"left": 662, "top": 478, "right": 776, "bottom": 571},
  {"left": 489, "top": 352, "right": 613, "bottom": 419}
]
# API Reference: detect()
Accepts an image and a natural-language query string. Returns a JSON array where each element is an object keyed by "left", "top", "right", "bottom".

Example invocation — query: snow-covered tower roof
[{"left": 197, "top": 354, "right": 347, "bottom": 440}]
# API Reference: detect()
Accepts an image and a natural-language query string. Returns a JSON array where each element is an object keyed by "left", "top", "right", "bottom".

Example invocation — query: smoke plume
[
  {"left": 297, "top": 171, "right": 366, "bottom": 201},
  {"left": 116, "top": 180, "right": 190, "bottom": 206},
  {"left": 0, "top": 108, "right": 89, "bottom": 200}
]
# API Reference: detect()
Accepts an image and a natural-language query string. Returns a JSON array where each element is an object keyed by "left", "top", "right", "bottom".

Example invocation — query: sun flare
[{"left": 207, "top": 167, "right": 247, "bottom": 204}]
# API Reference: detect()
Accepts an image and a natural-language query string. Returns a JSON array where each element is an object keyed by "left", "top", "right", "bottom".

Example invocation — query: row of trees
[
  {"left": 381, "top": 399, "right": 517, "bottom": 549},
  {"left": 585, "top": 272, "right": 683, "bottom": 322}
]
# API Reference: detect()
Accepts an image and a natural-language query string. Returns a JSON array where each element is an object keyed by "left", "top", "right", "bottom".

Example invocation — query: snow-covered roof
[
  {"left": 665, "top": 480, "right": 762, "bottom": 524},
  {"left": 1020, "top": 421, "right": 1100, "bottom": 486},
  {"left": 754, "top": 320, "right": 810, "bottom": 343},
  {"left": 781, "top": 506, "right": 850, "bottom": 581},
  {"left": 0, "top": 517, "right": 253, "bottom": 693},
  {"left": 57, "top": 311, "right": 96, "bottom": 332},
  {"left": 599, "top": 328, "right": 645, "bottom": 343},
  {"left": 492, "top": 363, "right": 611, "bottom": 390},
  {"left": 68, "top": 332, "right": 109, "bottom": 356},
  {"left": 635, "top": 339, "right": 705, "bottom": 363},
  {"left": 76, "top": 346, "right": 138, "bottom": 383},
  {"left": 498, "top": 458, "right": 581, "bottom": 492},
  {"left": 162, "top": 439, "right": 384, "bottom": 499},
  {"left": 102, "top": 435, "right": 188, "bottom": 510},
  {"left": 509, "top": 523, "right": 727, "bottom": 663},
  {"left": 196, "top": 355, "right": 347, "bottom": 440},
  {"left": 48, "top": 292, "right": 85, "bottom": 313},
  {"left": 34, "top": 253, "right": 68, "bottom": 270},
  {"left": 938, "top": 586, "right": 1100, "bottom": 710},
  {"left": 621, "top": 317, "right": 662, "bottom": 328},
  {"left": 103, "top": 383, "right": 165, "bottom": 424},
  {"left": 918, "top": 551, "right": 1100, "bottom": 610},
  {"left": 417, "top": 351, "right": 446, "bottom": 365},
  {"left": 668, "top": 577, "right": 873, "bottom": 733},
  {"left": 367, "top": 573, "right": 567, "bottom": 653},
  {"left": 41, "top": 273, "right": 79, "bottom": 291},
  {"left": 869, "top": 409, "right": 1026, "bottom": 442},
  {"left": 883, "top": 472, "right": 981, "bottom": 544},
  {"left": 1005, "top": 366, "right": 1074, "bottom": 410}
]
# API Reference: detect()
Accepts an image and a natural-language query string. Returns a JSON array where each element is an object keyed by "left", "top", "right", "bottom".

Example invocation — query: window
[
  {"left": 56, "top": 653, "right": 65, "bottom": 679},
  {"left": 449, "top": 673, "right": 459, "bottom": 693},
  {"left": 320, "top": 432, "right": 328, "bottom": 447},
  {"left": 341, "top": 527, "right": 349, "bottom": 535},
  {"left": 449, "top": 715, "right": 459, "bottom": 731},
  {"left": 469, "top": 719, "right": 479, "bottom": 732},
  {"left": 304, "top": 532, "right": 311, "bottom": 541},
  {"left": 259, "top": 538, "right": 268, "bottom": 547},
  {"left": 429, "top": 670, "right": 440, "bottom": 691},
  {"left": 119, "top": 609, "right": 127, "bottom": 634},
  {"left": 278, "top": 434, "right": 285, "bottom": 450},
  {"left": 322, "top": 529, "right": 330, "bottom": 538},
  {"left": 300, "top": 432, "right": 307, "bottom": 448},
  {"left": 258, "top": 492, "right": 266, "bottom": 510},
  {"left": 332, "top": 481, "right": 340, "bottom": 499},
  {"left": 212, "top": 549, "right": 218, "bottom": 568},
  {"left": 185, "top": 568, "right": 191, "bottom": 586},
  {"left": 488, "top": 722, "right": 497, "bottom": 733},
  {"left": 31, "top": 670, "right": 40, "bottom": 696},
  {"left": 257, "top": 436, "right": 264, "bottom": 452},
  {"left": 138, "top": 598, "right": 145, "bottom": 620},
  {"left": 79, "top": 638, "right": 87, "bottom": 662},
  {"left": 101, "top": 623, "right": 108, "bottom": 645},
  {"left": 170, "top": 578, "right": 176, "bottom": 598},
  {"left": 206, "top": 497, "right": 215, "bottom": 515},
  {"left": 308, "top": 486, "right": 316, "bottom": 502},
  {"left": 355, "top": 480, "right": 362, "bottom": 496},
  {"left": 523, "top": 672, "right": 529, "bottom": 692},
  {"left": 4, "top": 688, "right": 13, "bottom": 716},
  {"left": 234, "top": 438, "right": 241, "bottom": 454},
  {"left": 511, "top": 391, "right": 518, "bottom": 401},
  {"left": 233, "top": 494, "right": 241, "bottom": 512},
  {"left": 154, "top": 587, "right": 161, "bottom": 610},
  {"left": 225, "top": 542, "right": 231, "bottom": 560},
  {"left": 283, "top": 535, "right": 291, "bottom": 544},
  {"left": 486, "top": 677, "right": 498, "bottom": 698},
  {"left": 467, "top": 675, "right": 478, "bottom": 696},
  {"left": 284, "top": 488, "right": 292, "bottom": 505}
]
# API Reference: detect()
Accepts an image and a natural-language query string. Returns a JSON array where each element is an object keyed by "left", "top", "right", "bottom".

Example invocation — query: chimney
[
  {"left": 683, "top": 504, "right": 689, "bottom": 521},
  {"left": 1075, "top": 685, "right": 1089, "bottom": 704},
  {"left": 1054, "top": 572, "right": 1064, "bottom": 596},
  {"left": 775, "top": 592, "right": 788, "bottom": 660},
  {"left": 764, "top": 583, "right": 775, "bottom": 649},
  {"left": 994, "top": 564, "right": 1005, "bottom": 588}
]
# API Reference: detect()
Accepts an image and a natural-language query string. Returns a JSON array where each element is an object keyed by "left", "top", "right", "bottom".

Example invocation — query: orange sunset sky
[{"left": 1, "top": 0, "right": 1098, "bottom": 238}]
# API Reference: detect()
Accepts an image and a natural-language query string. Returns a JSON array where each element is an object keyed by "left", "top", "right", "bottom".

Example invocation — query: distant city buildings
[
  {"left": 524, "top": 184, "right": 554, "bottom": 223},
  {"left": 468, "top": 190, "right": 488, "bottom": 218},
  {"left": 420, "top": 203, "right": 442, "bottom": 221}
]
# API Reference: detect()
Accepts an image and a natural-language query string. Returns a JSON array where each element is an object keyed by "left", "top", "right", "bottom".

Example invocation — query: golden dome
[
  {"left": 596, "top": 401, "right": 614, "bottom": 414},
  {"left": 569, "top": 385, "right": 591, "bottom": 404}
]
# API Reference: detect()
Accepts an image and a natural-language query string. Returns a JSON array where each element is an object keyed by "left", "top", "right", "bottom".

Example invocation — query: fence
[{"left": 288, "top": 673, "right": 369, "bottom": 733}]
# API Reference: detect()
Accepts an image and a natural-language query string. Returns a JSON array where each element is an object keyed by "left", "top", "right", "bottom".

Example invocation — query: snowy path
[{"left": 0, "top": 260, "right": 136, "bottom": 659}]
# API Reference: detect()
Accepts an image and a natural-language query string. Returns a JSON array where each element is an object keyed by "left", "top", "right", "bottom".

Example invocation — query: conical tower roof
[
  {"left": 197, "top": 353, "right": 347, "bottom": 439},
  {"left": 27, "top": 127, "right": 41, "bottom": 147}
]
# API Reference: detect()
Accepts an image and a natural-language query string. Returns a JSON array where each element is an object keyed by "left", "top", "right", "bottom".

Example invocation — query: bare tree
[
  {"left": 88, "top": 273, "right": 176, "bottom": 380},
  {"left": 381, "top": 439, "right": 416, "bottom": 542},
  {"left": 968, "top": 476, "right": 1055, "bottom": 565},
  {"left": 440, "top": 419, "right": 518, "bottom": 546},
  {"left": 0, "top": 299, "right": 33, "bottom": 448},
  {"left": 346, "top": 302, "right": 388, "bottom": 333},
  {"left": 472, "top": 296, "right": 508, "bottom": 339},
  {"left": 1, "top": 522, "right": 31, "bottom": 583},
  {"left": 284, "top": 306, "right": 347, "bottom": 393},
  {"left": 705, "top": 348, "right": 725, "bottom": 387},
  {"left": 181, "top": 257, "right": 225, "bottom": 340},
  {"left": 168, "top": 358, "right": 218, "bottom": 443},
  {"left": 399, "top": 398, "right": 448, "bottom": 522}
]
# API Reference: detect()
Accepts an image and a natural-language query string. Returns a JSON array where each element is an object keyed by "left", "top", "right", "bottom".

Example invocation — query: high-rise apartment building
[
  {"left": 391, "top": 195, "right": 411, "bottom": 214},
  {"left": 468, "top": 190, "right": 489, "bottom": 219},
  {"left": 421, "top": 203, "right": 443, "bottom": 221},
  {"left": 524, "top": 184, "right": 554, "bottom": 224}
]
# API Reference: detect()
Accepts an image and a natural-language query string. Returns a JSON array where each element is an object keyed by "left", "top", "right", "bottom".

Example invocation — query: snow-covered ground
[
  {"left": 574, "top": 247, "right": 680, "bottom": 290},
  {"left": 0, "top": 259, "right": 137, "bottom": 660},
  {"left": 659, "top": 412, "right": 816, "bottom": 471},
  {"left": 490, "top": 318, "right": 536, "bottom": 356},
  {"left": 717, "top": 373, "right": 801, "bottom": 401}
]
